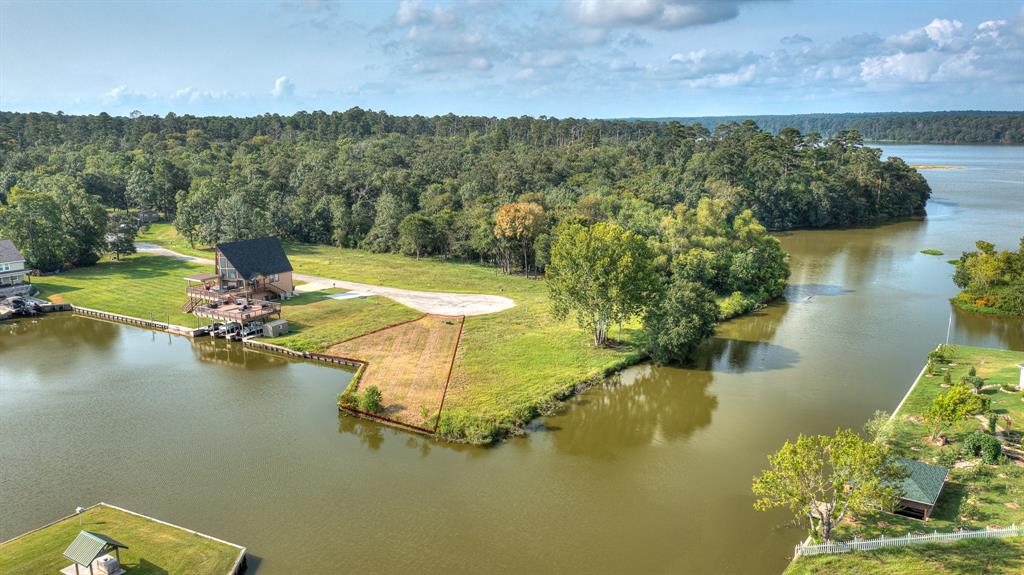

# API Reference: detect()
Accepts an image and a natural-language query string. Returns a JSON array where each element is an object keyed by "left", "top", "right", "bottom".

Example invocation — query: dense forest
[
  {"left": 642, "top": 111, "right": 1024, "bottom": 144},
  {"left": 952, "top": 238, "right": 1024, "bottom": 317},
  {"left": 0, "top": 109, "right": 929, "bottom": 280}
]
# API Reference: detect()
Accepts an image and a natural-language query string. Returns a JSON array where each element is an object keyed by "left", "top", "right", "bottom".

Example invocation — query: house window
[
  {"left": 228, "top": 271, "right": 236, "bottom": 279},
  {"left": 270, "top": 274, "right": 279, "bottom": 283},
  {"left": 0, "top": 263, "right": 9, "bottom": 272}
]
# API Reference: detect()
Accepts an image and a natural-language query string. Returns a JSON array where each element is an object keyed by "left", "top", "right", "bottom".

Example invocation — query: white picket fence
[{"left": 794, "top": 524, "right": 1021, "bottom": 557}]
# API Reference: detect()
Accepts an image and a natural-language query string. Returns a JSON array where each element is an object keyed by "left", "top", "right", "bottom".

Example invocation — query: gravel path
[{"left": 135, "top": 243, "right": 516, "bottom": 316}]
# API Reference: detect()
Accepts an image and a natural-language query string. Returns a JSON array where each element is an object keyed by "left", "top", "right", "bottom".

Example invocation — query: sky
[{"left": 1, "top": 0, "right": 1023, "bottom": 118}]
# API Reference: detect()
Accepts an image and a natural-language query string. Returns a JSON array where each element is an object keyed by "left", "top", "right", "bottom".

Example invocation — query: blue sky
[{"left": 2, "top": 0, "right": 1022, "bottom": 118}]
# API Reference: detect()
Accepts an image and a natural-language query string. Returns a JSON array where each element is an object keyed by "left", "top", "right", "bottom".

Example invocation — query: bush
[
  {"left": 943, "top": 370, "right": 952, "bottom": 385},
  {"left": 338, "top": 391, "right": 359, "bottom": 409},
  {"left": 935, "top": 448, "right": 960, "bottom": 467},
  {"left": 961, "top": 374, "right": 985, "bottom": 392},
  {"left": 962, "top": 431, "right": 1002, "bottom": 464},
  {"left": 360, "top": 385, "right": 384, "bottom": 413}
]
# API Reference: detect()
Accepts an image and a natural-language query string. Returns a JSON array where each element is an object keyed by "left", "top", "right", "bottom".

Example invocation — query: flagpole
[{"left": 945, "top": 309, "right": 953, "bottom": 345}]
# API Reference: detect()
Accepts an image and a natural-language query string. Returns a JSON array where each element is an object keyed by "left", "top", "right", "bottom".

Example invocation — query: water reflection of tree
[
  {"left": 953, "top": 307, "right": 1024, "bottom": 351},
  {"left": 548, "top": 364, "right": 717, "bottom": 456},
  {"left": 338, "top": 415, "right": 385, "bottom": 450},
  {"left": 0, "top": 314, "right": 120, "bottom": 354}
]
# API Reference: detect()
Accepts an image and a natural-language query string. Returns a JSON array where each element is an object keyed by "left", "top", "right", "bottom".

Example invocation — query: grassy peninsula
[
  {"left": 0, "top": 504, "right": 242, "bottom": 575},
  {"left": 786, "top": 345, "right": 1024, "bottom": 574}
]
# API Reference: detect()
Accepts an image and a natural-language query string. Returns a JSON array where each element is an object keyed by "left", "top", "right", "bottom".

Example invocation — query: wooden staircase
[{"left": 182, "top": 296, "right": 201, "bottom": 313}]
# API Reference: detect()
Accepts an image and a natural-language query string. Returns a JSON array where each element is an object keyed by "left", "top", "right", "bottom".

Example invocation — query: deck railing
[
  {"left": 193, "top": 301, "right": 281, "bottom": 322},
  {"left": 186, "top": 284, "right": 244, "bottom": 301},
  {"left": 794, "top": 524, "right": 1021, "bottom": 557}
]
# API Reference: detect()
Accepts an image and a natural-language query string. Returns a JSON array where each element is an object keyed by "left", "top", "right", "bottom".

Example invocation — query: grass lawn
[
  {"left": 33, "top": 255, "right": 209, "bottom": 327},
  {"left": 139, "top": 224, "right": 647, "bottom": 442},
  {"left": 788, "top": 346, "right": 1024, "bottom": 574},
  {"left": 0, "top": 504, "right": 242, "bottom": 575},
  {"left": 333, "top": 315, "right": 462, "bottom": 428},
  {"left": 272, "top": 290, "right": 422, "bottom": 353},
  {"left": 785, "top": 536, "right": 1024, "bottom": 575}
]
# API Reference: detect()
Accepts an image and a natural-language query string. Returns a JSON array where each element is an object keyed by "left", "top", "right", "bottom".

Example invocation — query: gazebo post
[{"left": 115, "top": 546, "right": 121, "bottom": 563}]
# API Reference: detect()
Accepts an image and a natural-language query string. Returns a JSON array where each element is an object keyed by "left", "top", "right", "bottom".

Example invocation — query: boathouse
[
  {"left": 893, "top": 458, "right": 949, "bottom": 520},
  {"left": 0, "top": 238, "right": 31, "bottom": 297},
  {"left": 184, "top": 237, "right": 293, "bottom": 322}
]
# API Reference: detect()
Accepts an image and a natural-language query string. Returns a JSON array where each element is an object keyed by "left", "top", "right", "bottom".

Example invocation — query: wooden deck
[{"left": 193, "top": 300, "right": 281, "bottom": 322}]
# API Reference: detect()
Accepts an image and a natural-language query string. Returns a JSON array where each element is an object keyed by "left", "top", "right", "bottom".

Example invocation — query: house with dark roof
[
  {"left": 893, "top": 458, "right": 949, "bottom": 520},
  {"left": 214, "top": 236, "right": 294, "bottom": 296},
  {"left": 0, "top": 238, "right": 30, "bottom": 296},
  {"left": 183, "top": 237, "right": 292, "bottom": 322}
]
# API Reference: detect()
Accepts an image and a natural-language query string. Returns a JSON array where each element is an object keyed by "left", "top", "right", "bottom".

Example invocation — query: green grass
[
  {"left": 138, "top": 224, "right": 648, "bottom": 442},
  {"left": 836, "top": 346, "right": 1024, "bottom": 540},
  {"left": 0, "top": 504, "right": 241, "bottom": 575},
  {"left": 785, "top": 537, "right": 1024, "bottom": 574},
  {"left": 272, "top": 290, "right": 422, "bottom": 352},
  {"left": 787, "top": 346, "right": 1024, "bottom": 573},
  {"left": 33, "top": 254, "right": 208, "bottom": 327},
  {"left": 920, "top": 249, "right": 944, "bottom": 256}
]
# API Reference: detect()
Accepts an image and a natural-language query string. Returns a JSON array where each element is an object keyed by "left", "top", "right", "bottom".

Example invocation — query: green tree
[
  {"left": 753, "top": 428, "right": 905, "bottom": 542},
  {"left": 361, "top": 192, "right": 405, "bottom": 253},
  {"left": 643, "top": 278, "right": 719, "bottom": 363},
  {"left": 107, "top": 211, "right": 140, "bottom": 260},
  {"left": 926, "top": 383, "right": 984, "bottom": 440},
  {"left": 547, "top": 222, "right": 659, "bottom": 346},
  {"left": 398, "top": 213, "right": 439, "bottom": 258},
  {"left": 360, "top": 385, "right": 384, "bottom": 413}
]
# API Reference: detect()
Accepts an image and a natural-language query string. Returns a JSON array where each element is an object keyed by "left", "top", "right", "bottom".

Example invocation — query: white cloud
[
  {"left": 859, "top": 51, "right": 942, "bottom": 82},
  {"left": 923, "top": 18, "right": 963, "bottom": 47},
  {"left": 564, "top": 0, "right": 751, "bottom": 30},
  {"left": 271, "top": 76, "right": 295, "bottom": 98}
]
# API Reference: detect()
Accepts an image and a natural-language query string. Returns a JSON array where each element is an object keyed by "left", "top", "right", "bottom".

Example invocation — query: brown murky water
[{"left": 1, "top": 145, "right": 1021, "bottom": 574}]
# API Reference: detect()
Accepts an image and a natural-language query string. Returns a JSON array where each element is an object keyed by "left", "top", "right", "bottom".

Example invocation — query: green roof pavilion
[
  {"left": 894, "top": 458, "right": 949, "bottom": 520},
  {"left": 63, "top": 531, "right": 127, "bottom": 575}
]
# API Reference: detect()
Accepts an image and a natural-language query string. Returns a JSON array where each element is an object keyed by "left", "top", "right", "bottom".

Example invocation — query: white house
[{"left": 0, "top": 238, "right": 30, "bottom": 295}]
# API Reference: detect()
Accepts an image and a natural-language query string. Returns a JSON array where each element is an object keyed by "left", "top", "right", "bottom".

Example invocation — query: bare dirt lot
[{"left": 329, "top": 315, "right": 464, "bottom": 428}]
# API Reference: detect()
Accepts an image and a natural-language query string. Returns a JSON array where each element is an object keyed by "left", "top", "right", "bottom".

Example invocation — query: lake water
[{"left": 1, "top": 145, "right": 1022, "bottom": 574}]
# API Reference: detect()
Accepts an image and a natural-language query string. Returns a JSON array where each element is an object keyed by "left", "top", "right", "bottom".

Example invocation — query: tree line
[
  {"left": 0, "top": 110, "right": 930, "bottom": 272},
  {"left": 645, "top": 111, "right": 1024, "bottom": 144}
]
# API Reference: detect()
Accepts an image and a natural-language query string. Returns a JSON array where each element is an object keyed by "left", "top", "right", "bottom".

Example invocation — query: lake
[{"left": 1, "top": 144, "right": 1022, "bottom": 574}]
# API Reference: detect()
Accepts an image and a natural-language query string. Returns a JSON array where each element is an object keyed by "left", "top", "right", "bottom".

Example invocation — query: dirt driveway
[{"left": 135, "top": 243, "right": 515, "bottom": 316}]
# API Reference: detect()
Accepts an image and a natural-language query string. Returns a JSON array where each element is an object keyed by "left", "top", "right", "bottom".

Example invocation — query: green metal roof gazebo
[
  {"left": 896, "top": 458, "right": 949, "bottom": 506},
  {"left": 63, "top": 531, "right": 127, "bottom": 574}
]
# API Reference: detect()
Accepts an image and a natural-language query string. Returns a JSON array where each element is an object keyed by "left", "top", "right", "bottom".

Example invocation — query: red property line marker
[
  {"left": 331, "top": 313, "right": 429, "bottom": 346},
  {"left": 433, "top": 315, "right": 465, "bottom": 433}
]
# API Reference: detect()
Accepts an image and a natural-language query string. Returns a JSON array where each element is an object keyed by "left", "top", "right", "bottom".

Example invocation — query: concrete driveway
[{"left": 135, "top": 243, "right": 516, "bottom": 316}]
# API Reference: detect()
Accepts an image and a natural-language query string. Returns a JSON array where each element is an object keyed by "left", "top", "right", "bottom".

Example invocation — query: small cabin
[
  {"left": 183, "top": 237, "right": 293, "bottom": 323},
  {"left": 0, "top": 238, "right": 30, "bottom": 297},
  {"left": 214, "top": 236, "right": 294, "bottom": 297},
  {"left": 893, "top": 458, "right": 949, "bottom": 520}
]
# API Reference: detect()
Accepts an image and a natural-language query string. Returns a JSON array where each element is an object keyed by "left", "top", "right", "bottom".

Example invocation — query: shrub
[
  {"left": 338, "top": 391, "right": 359, "bottom": 409},
  {"left": 960, "top": 374, "right": 985, "bottom": 392},
  {"left": 943, "top": 370, "right": 952, "bottom": 385},
  {"left": 968, "top": 365, "right": 977, "bottom": 377},
  {"left": 360, "top": 385, "right": 384, "bottom": 413},
  {"left": 988, "top": 413, "right": 998, "bottom": 434},
  {"left": 935, "top": 448, "right": 959, "bottom": 467},
  {"left": 962, "top": 431, "right": 1002, "bottom": 464}
]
